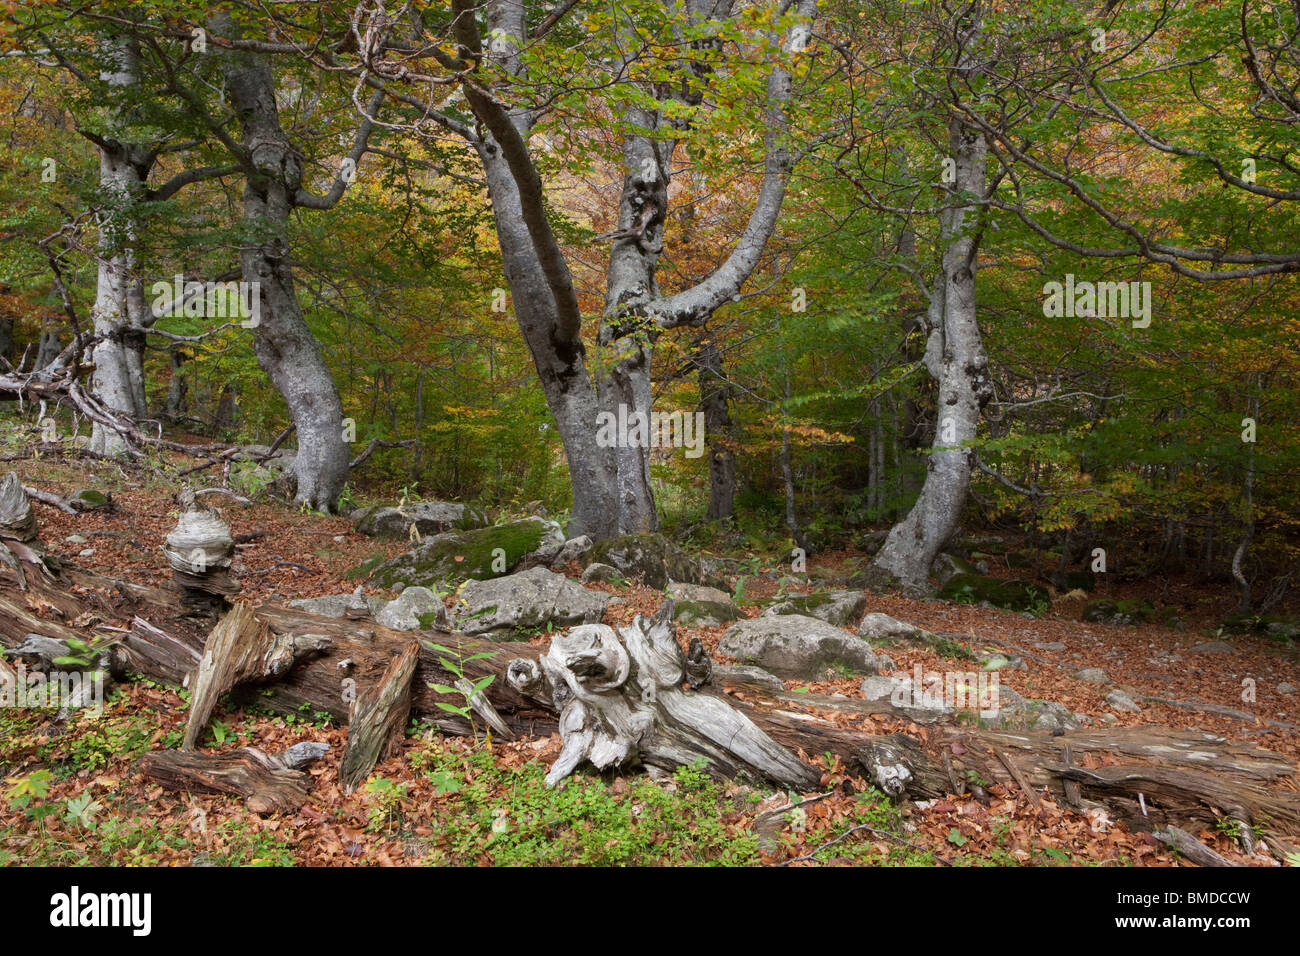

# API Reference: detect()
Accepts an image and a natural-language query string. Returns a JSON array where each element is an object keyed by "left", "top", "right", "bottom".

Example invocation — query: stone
[
  {"left": 929, "top": 552, "right": 976, "bottom": 587},
  {"left": 1104, "top": 688, "right": 1142, "bottom": 713},
  {"left": 581, "top": 562, "right": 622, "bottom": 584},
  {"left": 673, "top": 600, "right": 742, "bottom": 628},
  {"left": 1081, "top": 598, "right": 1154, "bottom": 626},
  {"left": 1189, "top": 640, "right": 1236, "bottom": 654},
  {"left": 352, "top": 501, "right": 489, "bottom": 539},
  {"left": 289, "top": 592, "right": 385, "bottom": 618},
  {"left": 358, "top": 517, "right": 564, "bottom": 589},
  {"left": 71, "top": 489, "right": 110, "bottom": 508},
  {"left": 549, "top": 535, "right": 593, "bottom": 568},
  {"left": 666, "top": 582, "right": 734, "bottom": 605},
  {"left": 1075, "top": 667, "right": 1110, "bottom": 684},
  {"left": 455, "top": 567, "right": 609, "bottom": 636},
  {"left": 762, "top": 589, "right": 868, "bottom": 628},
  {"left": 1278, "top": 683, "right": 1296, "bottom": 695},
  {"left": 585, "top": 533, "right": 726, "bottom": 590},
  {"left": 988, "top": 693, "right": 1081, "bottom": 733},
  {"left": 718, "top": 615, "right": 877, "bottom": 680},
  {"left": 1034, "top": 641, "right": 1066, "bottom": 651},
  {"left": 374, "top": 586, "right": 447, "bottom": 631},
  {"left": 64, "top": 534, "right": 88, "bottom": 544},
  {"left": 857, "top": 613, "right": 974, "bottom": 659}
]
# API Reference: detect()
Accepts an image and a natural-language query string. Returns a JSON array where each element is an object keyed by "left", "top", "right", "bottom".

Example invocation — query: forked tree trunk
[
  {"left": 869, "top": 120, "right": 992, "bottom": 592},
  {"left": 215, "top": 15, "right": 351, "bottom": 512}
]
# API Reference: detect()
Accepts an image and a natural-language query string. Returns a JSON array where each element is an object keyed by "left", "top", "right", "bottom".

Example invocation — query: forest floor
[{"left": 1, "top": 449, "right": 1297, "bottom": 866}]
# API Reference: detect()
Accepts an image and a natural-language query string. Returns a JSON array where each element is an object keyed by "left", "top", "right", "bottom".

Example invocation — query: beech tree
[{"left": 283, "top": 0, "right": 822, "bottom": 538}]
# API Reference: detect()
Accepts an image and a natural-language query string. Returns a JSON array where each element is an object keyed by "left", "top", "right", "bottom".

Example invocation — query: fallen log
[
  {"left": 139, "top": 747, "right": 315, "bottom": 814},
  {"left": 2, "top": 543, "right": 1298, "bottom": 844},
  {"left": 183, "top": 602, "right": 330, "bottom": 750}
]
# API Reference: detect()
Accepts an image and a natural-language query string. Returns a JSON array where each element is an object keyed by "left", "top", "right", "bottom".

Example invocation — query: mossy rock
[
  {"left": 1221, "top": 612, "right": 1300, "bottom": 640},
  {"left": 352, "top": 501, "right": 488, "bottom": 539},
  {"left": 71, "top": 489, "right": 110, "bottom": 508},
  {"left": 358, "top": 517, "right": 563, "bottom": 589},
  {"left": 674, "top": 600, "right": 742, "bottom": 628},
  {"left": 762, "top": 589, "right": 867, "bottom": 628},
  {"left": 930, "top": 553, "right": 977, "bottom": 586},
  {"left": 586, "top": 533, "right": 719, "bottom": 590},
  {"left": 1081, "top": 598, "right": 1154, "bottom": 626},
  {"left": 1006, "top": 550, "right": 1036, "bottom": 569},
  {"left": 951, "top": 534, "right": 1008, "bottom": 556},
  {"left": 937, "top": 573, "right": 1050, "bottom": 613}
]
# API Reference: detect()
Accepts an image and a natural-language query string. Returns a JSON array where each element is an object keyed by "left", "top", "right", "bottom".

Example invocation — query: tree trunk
[
  {"left": 869, "top": 120, "right": 992, "bottom": 592},
  {"left": 698, "top": 338, "right": 736, "bottom": 520},
  {"left": 215, "top": 25, "right": 350, "bottom": 512},
  {"left": 87, "top": 33, "right": 152, "bottom": 456},
  {"left": 0, "top": 316, "right": 12, "bottom": 367},
  {"left": 477, "top": 145, "right": 619, "bottom": 539},
  {"left": 596, "top": 107, "right": 674, "bottom": 534}
]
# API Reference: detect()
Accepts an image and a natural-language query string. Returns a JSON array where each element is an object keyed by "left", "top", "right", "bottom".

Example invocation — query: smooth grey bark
[
  {"left": 214, "top": 15, "right": 350, "bottom": 511},
  {"left": 87, "top": 33, "right": 152, "bottom": 456},
  {"left": 440, "top": 0, "right": 816, "bottom": 538},
  {"left": 868, "top": 119, "right": 992, "bottom": 591},
  {"left": 591, "top": 0, "right": 817, "bottom": 534},
  {"left": 697, "top": 338, "right": 736, "bottom": 520},
  {"left": 597, "top": 103, "right": 674, "bottom": 534}
]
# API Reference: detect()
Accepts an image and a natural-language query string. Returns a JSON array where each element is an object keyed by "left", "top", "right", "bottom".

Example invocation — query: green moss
[
  {"left": 587, "top": 534, "right": 702, "bottom": 589},
  {"left": 674, "top": 600, "right": 741, "bottom": 626},
  {"left": 938, "top": 573, "right": 1051, "bottom": 614},
  {"left": 345, "top": 550, "right": 389, "bottom": 581},
  {"left": 367, "top": 519, "right": 551, "bottom": 588},
  {"left": 1081, "top": 598, "right": 1153, "bottom": 625},
  {"left": 780, "top": 592, "right": 832, "bottom": 611}
]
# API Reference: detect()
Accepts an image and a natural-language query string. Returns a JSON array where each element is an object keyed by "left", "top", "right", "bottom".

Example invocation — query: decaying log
[
  {"left": 341, "top": 640, "right": 419, "bottom": 793},
  {"left": 0, "top": 472, "right": 37, "bottom": 541},
  {"left": 139, "top": 746, "right": 319, "bottom": 813},
  {"left": 506, "top": 603, "right": 821, "bottom": 789},
  {"left": 1154, "top": 826, "right": 1244, "bottom": 867},
  {"left": 183, "top": 602, "right": 331, "bottom": 750},
  {"left": 164, "top": 487, "right": 237, "bottom": 600},
  {"left": 2, "top": 547, "right": 1299, "bottom": 844}
]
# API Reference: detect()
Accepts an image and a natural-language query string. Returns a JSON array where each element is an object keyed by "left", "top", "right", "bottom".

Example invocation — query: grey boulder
[
  {"left": 455, "top": 567, "right": 609, "bottom": 636},
  {"left": 718, "top": 614, "right": 878, "bottom": 680}
]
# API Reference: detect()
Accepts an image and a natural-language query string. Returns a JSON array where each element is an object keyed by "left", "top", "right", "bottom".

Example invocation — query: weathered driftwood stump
[
  {"left": 164, "top": 486, "right": 237, "bottom": 601},
  {"left": 507, "top": 602, "right": 820, "bottom": 789},
  {"left": 0, "top": 472, "right": 37, "bottom": 542}
]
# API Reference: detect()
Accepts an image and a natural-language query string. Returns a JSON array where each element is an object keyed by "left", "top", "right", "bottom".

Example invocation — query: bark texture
[
  {"left": 214, "top": 14, "right": 351, "bottom": 511},
  {"left": 869, "top": 119, "right": 992, "bottom": 591}
]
